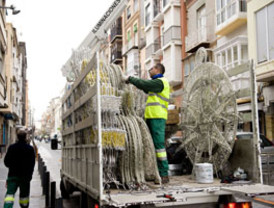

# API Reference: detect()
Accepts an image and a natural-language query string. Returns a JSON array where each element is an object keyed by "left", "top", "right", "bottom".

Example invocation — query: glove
[{"left": 122, "top": 75, "right": 130, "bottom": 83}]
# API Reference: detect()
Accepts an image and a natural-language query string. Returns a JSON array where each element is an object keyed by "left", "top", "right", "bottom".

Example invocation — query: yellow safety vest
[{"left": 145, "top": 77, "right": 170, "bottom": 120}]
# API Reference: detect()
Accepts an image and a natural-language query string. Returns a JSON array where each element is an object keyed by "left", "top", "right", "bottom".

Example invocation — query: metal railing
[
  {"left": 110, "top": 27, "right": 122, "bottom": 42},
  {"left": 111, "top": 50, "right": 122, "bottom": 62}
]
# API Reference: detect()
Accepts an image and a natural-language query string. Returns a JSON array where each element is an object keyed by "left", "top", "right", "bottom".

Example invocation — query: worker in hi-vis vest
[{"left": 122, "top": 63, "right": 170, "bottom": 184}]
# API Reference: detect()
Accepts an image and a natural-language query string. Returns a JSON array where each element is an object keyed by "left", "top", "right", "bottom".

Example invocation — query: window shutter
[
  {"left": 134, "top": 24, "right": 138, "bottom": 33},
  {"left": 256, "top": 8, "right": 267, "bottom": 63},
  {"left": 267, "top": 3, "right": 274, "bottom": 60}
]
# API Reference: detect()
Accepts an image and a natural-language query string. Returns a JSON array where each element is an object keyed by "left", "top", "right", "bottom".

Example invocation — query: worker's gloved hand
[{"left": 121, "top": 75, "right": 130, "bottom": 84}]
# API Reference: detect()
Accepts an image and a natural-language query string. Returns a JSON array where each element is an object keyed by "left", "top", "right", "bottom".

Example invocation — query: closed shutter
[{"left": 256, "top": 7, "right": 267, "bottom": 63}]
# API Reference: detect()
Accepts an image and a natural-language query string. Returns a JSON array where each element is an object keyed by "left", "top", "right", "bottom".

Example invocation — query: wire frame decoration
[{"left": 180, "top": 47, "right": 238, "bottom": 173}]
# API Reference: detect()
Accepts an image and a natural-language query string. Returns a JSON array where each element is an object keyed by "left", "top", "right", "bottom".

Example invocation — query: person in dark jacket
[{"left": 3, "top": 127, "right": 35, "bottom": 208}]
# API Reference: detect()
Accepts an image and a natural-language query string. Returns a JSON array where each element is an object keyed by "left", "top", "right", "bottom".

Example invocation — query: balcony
[
  {"left": 163, "top": 26, "right": 181, "bottom": 47},
  {"left": 216, "top": 0, "right": 247, "bottom": 36},
  {"left": 127, "top": 49, "right": 140, "bottom": 76},
  {"left": 0, "top": 11, "right": 7, "bottom": 52},
  {"left": 12, "top": 104, "right": 20, "bottom": 118},
  {"left": 111, "top": 50, "right": 122, "bottom": 64},
  {"left": 185, "top": 28, "right": 211, "bottom": 53},
  {"left": 145, "top": 36, "right": 163, "bottom": 60},
  {"left": 110, "top": 27, "right": 122, "bottom": 43},
  {"left": 122, "top": 38, "right": 138, "bottom": 55},
  {"left": 110, "top": 17, "right": 122, "bottom": 43},
  {"left": 153, "top": 0, "right": 164, "bottom": 22}
]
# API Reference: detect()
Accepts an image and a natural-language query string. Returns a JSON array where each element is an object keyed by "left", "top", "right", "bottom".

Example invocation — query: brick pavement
[{"left": 0, "top": 156, "right": 45, "bottom": 208}]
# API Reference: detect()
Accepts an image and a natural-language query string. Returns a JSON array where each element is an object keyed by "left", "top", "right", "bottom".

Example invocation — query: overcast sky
[{"left": 7, "top": 0, "right": 114, "bottom": 121}]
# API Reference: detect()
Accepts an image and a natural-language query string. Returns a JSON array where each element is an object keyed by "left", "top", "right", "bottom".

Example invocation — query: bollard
[
  {"left": 56, "top": 198, "right": 63, "bottom": 208},
  {"left": 42, "top": 166, "right": 47, "bottom": 194},
  {"left": 50, "top": 181, "right": 56, "bottom": 208},
  {"left": 45, "top": 172, "right": 50, "bottom": 207}
]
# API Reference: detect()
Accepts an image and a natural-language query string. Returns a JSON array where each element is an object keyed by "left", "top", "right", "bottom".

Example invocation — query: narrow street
[
  {"left": 36, "top": 140, "right": 81, "bottom": 208},
  {"left": 0, "top": 0, "right": 274, "bottom": 207}
]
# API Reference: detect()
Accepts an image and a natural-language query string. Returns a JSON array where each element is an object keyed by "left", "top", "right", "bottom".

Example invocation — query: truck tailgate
[
  {"left": 221, "top": 184, "right": 274, "bottom": 196},
  {"left": 102, "top": 176, "right": 255, "bottom": 207}
]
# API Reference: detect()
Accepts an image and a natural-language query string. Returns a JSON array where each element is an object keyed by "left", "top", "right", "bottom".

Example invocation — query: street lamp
[{"left": 0, "top": 4, "right": 20, "bottom": 15}]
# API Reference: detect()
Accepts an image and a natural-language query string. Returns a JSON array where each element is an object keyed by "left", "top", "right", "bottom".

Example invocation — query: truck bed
[{"left": 103, "top": 175, "right": 269, "bottom": 207}]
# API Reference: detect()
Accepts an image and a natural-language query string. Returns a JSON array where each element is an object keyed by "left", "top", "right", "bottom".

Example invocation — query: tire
[{"left": 60, "top": 179, "right": 70, "bottom": 199}]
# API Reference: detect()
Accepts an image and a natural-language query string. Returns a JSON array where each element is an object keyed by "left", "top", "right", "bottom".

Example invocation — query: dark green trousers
[
  {"left": 4, "top": 177, "right": 30, "bottom": 208},
  {"left": 146, "top": 119, "right": 169, "bottom": 177}
]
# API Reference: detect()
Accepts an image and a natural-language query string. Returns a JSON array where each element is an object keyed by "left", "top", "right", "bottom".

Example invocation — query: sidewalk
[{"left": 0, "top": 156, "right": 45, "bottom": 208}]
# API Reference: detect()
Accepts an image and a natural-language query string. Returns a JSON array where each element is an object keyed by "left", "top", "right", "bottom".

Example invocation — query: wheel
[{"left": 60, "top": 179, "right": 70, "bottom": 199}]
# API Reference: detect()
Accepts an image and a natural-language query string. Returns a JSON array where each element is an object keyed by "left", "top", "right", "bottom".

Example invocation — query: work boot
[{"left": 161, "top": 176, "right": 169, "bottom": 184}]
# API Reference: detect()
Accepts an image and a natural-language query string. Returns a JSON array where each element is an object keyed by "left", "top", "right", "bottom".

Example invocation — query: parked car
[
  {"left": 236, "top": 132, "right": 274, "bottom": 149},
  {"left": 236, "top": 132, "right": 274, "bottom": 173}
]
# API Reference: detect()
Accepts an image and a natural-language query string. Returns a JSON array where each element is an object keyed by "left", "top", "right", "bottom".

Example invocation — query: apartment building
[
  {"left": 184, "top": 0, "right": 216, "bottom": 81},
  {"left": 0, "top": 0, "right": 7, "bottom": 107},
  {"left": 122, "top": 0, "right": 142, "bottom": 77},
  {"left": 212, "top": 0, "right": 259, "bottom": 132},
  {"left": 19, "top": 42, "right": 28, "bottom": 126},
  {"left": 0, "top": 23, "right": 25, "bottom": 145},
  {"left": 40, "top": 97, "right": 62, "bottom": 137},
  {"left": 248, "top": 0, "right": 274, "bottom": 140},
  {"left": 110, "top": 17, "right": 123, "bottom": 66},
  {"left": 144, "top": 0, "right": 182, "bottom": 90},
  {"left": 0, "top": 0, "right": 7, "bottom": 146}
]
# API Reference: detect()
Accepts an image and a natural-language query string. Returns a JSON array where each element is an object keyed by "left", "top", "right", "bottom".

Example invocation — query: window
[
  {"left": 215, "top": 44, "right": 247, "bottom": 70},
  {"left": 0, "top": 51, "right": 3, "bottom": 74},
  {"left": 184, "top": 63, "right": 190, "bottom": 76},
  {"left": 160, "top": 25, "right": 164, "bottom": 48},
  {"left": 256, "top": 2, "right": 274, "bottom": 64},
  {"left": 216, "top": 0, "right": 246, "bottom": 26},
  {"left": 134, "top": 23, "right": 138, "bottom": 46},
  {"left": 134, "top": 0, "right": 138, "bottom": 13},
  {"left": 197, "top": 5, "right": 206, "bottom": 42},
  {"left": 233, "top": 46, "right": 238, "bottom": 66},
  {"left": 163, "top": 0, "right": 169, "bottom": 8},
  {"left": 134, "top": 24, "right": 138, "bottom": 33},
  {"left": 154, "top": 0, "right": 160, "bottom": 17},
  {"left": 127, "top": 6, "right": 131, "bottom": 20},
  {"left": 184, "top": 56, "right": 195, "bottom": 77},
  {"left": 127, "top": 30, "right": 131, "bottom": 42},
  {"left": 145, "top": 4, "right": 151, "bottom": 26}
]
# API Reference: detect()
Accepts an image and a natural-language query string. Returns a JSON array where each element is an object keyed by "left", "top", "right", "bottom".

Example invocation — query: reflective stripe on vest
[
  {"left": 145, "top": 77, "right": 170, "bottom": 119},
  {"left": 156, "top": 148, "right": 167, "bottom": 161}
]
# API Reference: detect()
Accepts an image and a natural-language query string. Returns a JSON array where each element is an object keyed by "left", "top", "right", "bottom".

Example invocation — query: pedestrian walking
[
  {"left": 122, "top": 63, "right": 170, "bottom": 184},
  {"left": 3, "top": 127, "right": 35, "bottom": 208}
]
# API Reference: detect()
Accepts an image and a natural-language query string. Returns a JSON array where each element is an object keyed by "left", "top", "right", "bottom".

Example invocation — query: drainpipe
[{"left": 3, "top": 120, "right": 5, "bottom": 144}]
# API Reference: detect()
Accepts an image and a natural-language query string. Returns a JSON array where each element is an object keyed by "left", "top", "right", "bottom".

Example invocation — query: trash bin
[{"left": 51, "top": 139, "right": 58, "bottom": 150}]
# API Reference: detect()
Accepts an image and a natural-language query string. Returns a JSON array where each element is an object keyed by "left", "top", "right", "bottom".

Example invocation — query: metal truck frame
[{"left": 60, "top": 52, "right": 274, "bottom": 207}]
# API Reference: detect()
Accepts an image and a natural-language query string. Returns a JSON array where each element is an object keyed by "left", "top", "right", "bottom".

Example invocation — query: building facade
[
  {"left": 0, "top": 24, "right": 23, "bottom": 145},
  {"left": 122, "top": 0, "right": 142, "bottom": 77},
  {"left": 144, "top": 0, "right": 182, "bottom": 89},
  {"left": 248, "top": 0, "right": 274, "bottom": 140},
  {"left": 0, "top": 0, "right": 7, "bottom": 108},
  {"left": 183, "top": 0, "right": 217, "bottom": 83}
]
